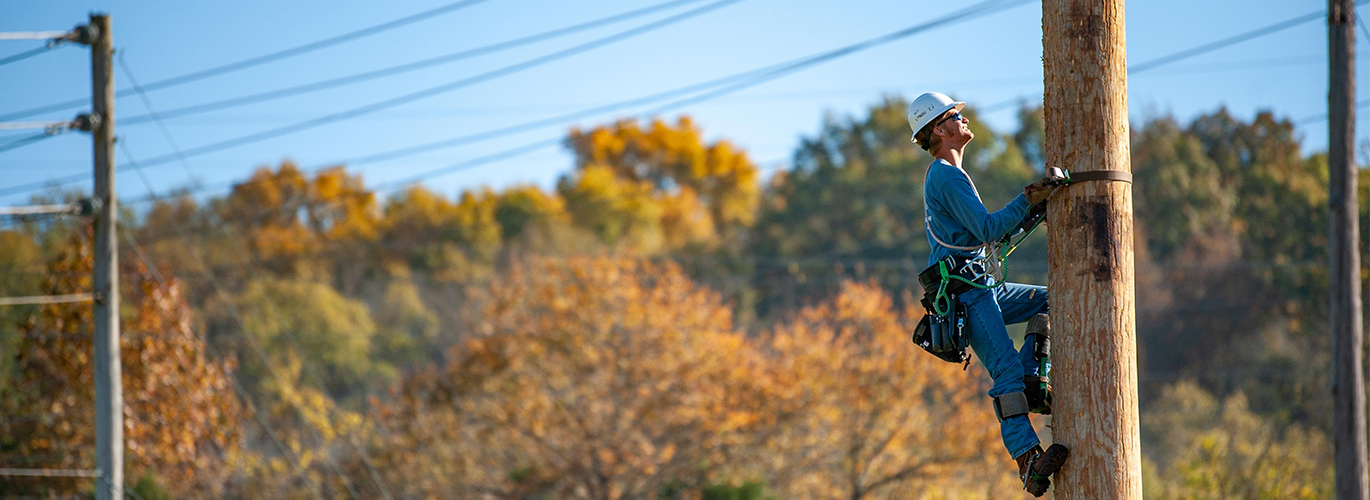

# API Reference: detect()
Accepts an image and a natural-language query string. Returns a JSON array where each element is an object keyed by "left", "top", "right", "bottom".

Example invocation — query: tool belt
[
  {"left": 911, "top": 255, "right": 987, "bottom": 367},
  {"left": 917, "top": 255, "right": 988, "bottom": 312}
]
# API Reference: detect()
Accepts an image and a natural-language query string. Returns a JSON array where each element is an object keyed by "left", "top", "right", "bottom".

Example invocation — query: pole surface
[
  {"left": 1041, "top": 0, "right": 1142, "bottom": 498},
  {"left": 1329, "top": 1, "right": 1368, "bottom": 499},
  {"left": 90, "top": 13, "right": 122, "bottom": 500}
]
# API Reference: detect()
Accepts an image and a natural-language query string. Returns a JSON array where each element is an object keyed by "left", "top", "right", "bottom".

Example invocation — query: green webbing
[{"left": 931, "top": 204, "right": 1047, "bottom": 317}]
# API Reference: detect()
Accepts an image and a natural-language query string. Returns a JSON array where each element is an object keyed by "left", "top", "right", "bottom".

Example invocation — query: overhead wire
[
  {"left": 373, "top": 0, "right": 1035, "bottom": 192},
  {"left": 0, "top": 0, "right": 1328, "bottom": 201},
  {"left": 0, "top": 0, "right": 495, "bottom": 122},
  {"left": 130, "top": 0, "right": 1035, "bottom": 202},
  {"left": 4, "top": 0, "right": 747, "bottom": 197},
  {"left": 1125, "top": 6, "right": 1338, "bottom": 73},
  {"left": 0, "top": 46, "right": 56, "bottom": 67},
  {"left": 120, "top": 0, "right": 715, "bottom": 127},
  {"left": 977, "top": 3, "right": 1354, "bottom": 116},
  {"left": 0, "top": 133, "right": 57, "bottom": 154},
  {"left": 117, "top": 52, "right": 199, "bottom": 183}
]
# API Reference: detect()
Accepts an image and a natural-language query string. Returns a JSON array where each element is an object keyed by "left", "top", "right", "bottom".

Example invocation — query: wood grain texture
[{"left": 1042, "top": 0, "right": 1143, "bottom": 498}]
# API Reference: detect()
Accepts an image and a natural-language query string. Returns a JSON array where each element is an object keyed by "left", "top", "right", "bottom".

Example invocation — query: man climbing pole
[{"left": 906, "top": 91, "right": 1070, "bottom": 496}]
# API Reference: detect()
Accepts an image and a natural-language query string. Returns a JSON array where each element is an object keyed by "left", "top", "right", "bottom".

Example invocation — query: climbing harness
[{"left": 914, "top": 167, "right": 1130, "bottom": 366}]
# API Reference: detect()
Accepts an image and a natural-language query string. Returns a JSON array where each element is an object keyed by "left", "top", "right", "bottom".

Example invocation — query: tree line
[{"left": 0, "top": 96, "right": 1355, "bottom": 499}]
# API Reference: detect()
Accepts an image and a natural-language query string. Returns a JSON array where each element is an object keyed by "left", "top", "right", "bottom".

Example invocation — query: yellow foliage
[
  {"left": 557, "top": 165, "right": 664, "bottom": 252},
  {"left": 381, "top": 186, "right": 502, "bottom": 282},
  {"left": 566, "top": 116, "right": 761, "bottom": 250}
]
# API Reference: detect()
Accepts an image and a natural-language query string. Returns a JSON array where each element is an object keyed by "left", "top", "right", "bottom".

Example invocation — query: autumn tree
[
  {"left": 379, "top": 186, "right": 502, "bottom": 283},
  {"left": 0, "top": 228, "right": 242, "bottom": 498},
  {"left": 371, "top": 256, "right": 766, "bottom": 499},
  {"left": 754, "top": 282, "right": 1016, "bottom": 499},
  {"left": 566, "top": 116, "right": 760, "bottom": 251}
]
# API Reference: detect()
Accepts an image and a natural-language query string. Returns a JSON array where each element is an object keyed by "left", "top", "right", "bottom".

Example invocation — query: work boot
[
  {"left": 1015, "top": 444, "right": 1069, "bottom": 497},
  {"left": 1024, "top": 313, "right": 1052, "bottom": 414}
]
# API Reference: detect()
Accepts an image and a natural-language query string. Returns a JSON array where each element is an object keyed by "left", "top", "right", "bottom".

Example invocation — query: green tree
[
  {"left": 1141, "top": 382, "right": 1332, "bottom": 500},
  {"left": 214, "top": 277, "right": 390, "bottom": 400},
  {"left": 1132, "top": 116, "right": 1238, "bottom": 262}
]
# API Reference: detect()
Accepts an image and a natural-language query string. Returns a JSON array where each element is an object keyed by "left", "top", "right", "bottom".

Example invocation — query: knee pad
[{"left": 992, "top": 391, "right": 1030, "bottom": 421}]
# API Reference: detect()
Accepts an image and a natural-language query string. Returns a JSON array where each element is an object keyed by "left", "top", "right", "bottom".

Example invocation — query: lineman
[{"left": 908, "top": 91, "right": 1069, "bottom": 496}]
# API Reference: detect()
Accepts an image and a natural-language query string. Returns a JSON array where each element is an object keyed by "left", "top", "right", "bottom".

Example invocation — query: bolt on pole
[{"left": 89, "top": 13, "right": 122, "bottom": 500}]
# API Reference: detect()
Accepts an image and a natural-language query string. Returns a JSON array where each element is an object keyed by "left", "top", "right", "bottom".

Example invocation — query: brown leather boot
[{"left": 1015, "top": 444, "right": 1069, "bottom": 497}]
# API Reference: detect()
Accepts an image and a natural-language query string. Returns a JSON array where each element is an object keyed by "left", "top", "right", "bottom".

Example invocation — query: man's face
[{"left": 935, "top": 110, "right": 973, "bottom": 147}]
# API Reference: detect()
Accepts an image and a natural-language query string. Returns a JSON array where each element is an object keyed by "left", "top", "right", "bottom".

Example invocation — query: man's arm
[{"left": 935, "top": 167, "right": 1031, "bottom": 244}]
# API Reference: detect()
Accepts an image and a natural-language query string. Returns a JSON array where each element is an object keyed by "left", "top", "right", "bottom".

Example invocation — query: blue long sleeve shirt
[{"left": 924, "top": 158, "right": 1031, "bottom": 266}]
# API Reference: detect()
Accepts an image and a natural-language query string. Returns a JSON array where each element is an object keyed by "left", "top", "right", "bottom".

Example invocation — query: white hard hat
[{"left": 907, "top": 92, "right": 965, "bottom": 140}]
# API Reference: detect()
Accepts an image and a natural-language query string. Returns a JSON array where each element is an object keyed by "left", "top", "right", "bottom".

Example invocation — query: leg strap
[
  {"left": 993, "top": 391, "right": 1031, "bottom": 421},
  {"left": 1025, "top": 313, "right": 1051, "bottom": 360}
]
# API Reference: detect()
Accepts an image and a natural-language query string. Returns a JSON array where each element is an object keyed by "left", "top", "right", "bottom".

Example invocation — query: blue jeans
[{"left": 958, "top": 281, "right": 1050, "bottom": 459}]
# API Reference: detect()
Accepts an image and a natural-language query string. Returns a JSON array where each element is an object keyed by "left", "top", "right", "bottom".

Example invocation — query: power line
[
  {"left": 0, "top": 46, "right": 55, "bottom": 67},
  {"left": 120, "top": 0, "right": 714, "bottom": 127},
  {"left": 29, "top": 0, "right": 744, "bottom": 196},
  {"left": 0, "top": 0, "right": 1312, "bottom": 201},
  {"left": 115, "top": 0, "right": 1027, "bottom": 205},
  {"left": 371, "top": 0, "right": 1033, "bottom": 191},
  {"left": 0, "top": 0, "right": 495, "bottom": 122},
  {"left": 0, "top": 133, "right": 58, "bottom": 154},
  {"left": 116, "top": 53, "right": 197, "bottom": 183},
  {"left": 978, "top": 4, "right": 1353, "bottom": 116},
  {"left": 1126, "top": 7, "right": 1336, "bottom": 73}
]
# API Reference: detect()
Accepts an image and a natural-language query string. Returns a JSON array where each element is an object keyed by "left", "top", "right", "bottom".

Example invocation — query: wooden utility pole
[
  {"left": 90, "top": 13, "right": 122, "bottom": 500},
  {"left": 1042, "top": 0, "right": 1142, "bottom": 498},
  {"left": 1329, "top": 0, "right": 1368, "bottom": 498}
]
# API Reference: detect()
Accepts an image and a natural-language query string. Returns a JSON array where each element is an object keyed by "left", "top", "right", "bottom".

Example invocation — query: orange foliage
[
  {"left": 756, "top": 282, "right": 1017, "bottom": 499},
  {"left": 373, "top": 256, "right": 764, "bottom": 498},
  {"left": 369, "top": 259, "right": 1017, "bottom": 499},
  {"left": 216, "top": 163, "right": 379, "bottom": 276},
  {"left": 0, "top": 228, "right": 242, "bottom": 497}
]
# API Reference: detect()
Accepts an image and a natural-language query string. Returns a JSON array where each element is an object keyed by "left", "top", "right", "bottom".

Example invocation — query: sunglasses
[{"left": 933, "top": 112, "right": 965, "bottom": 128}]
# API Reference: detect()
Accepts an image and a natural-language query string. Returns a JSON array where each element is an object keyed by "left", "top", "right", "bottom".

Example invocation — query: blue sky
[{"left": 0, "top": 0, "right": 1345, "bottom": 209}]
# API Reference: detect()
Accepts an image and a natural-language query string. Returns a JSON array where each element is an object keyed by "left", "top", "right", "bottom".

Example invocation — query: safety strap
[
  {"left": 993, "top": 391, "right": 1031, "bottom": 421},
  {"left": 1066, "top": 170, "right": 1132, "bottom": 184},
  {"left": 927, "top": 223, "right": 987, "bottom": 252}
]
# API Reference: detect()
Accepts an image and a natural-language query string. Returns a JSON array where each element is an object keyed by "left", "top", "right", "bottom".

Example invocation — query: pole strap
[{"left": 1067, "top": 170, "right": 1132, "bottom": 184}]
